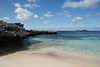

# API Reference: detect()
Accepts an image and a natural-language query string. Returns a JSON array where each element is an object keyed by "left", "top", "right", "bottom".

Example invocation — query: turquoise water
[{"left": 24, "top": 31, "right": 100, "bottom": 59}]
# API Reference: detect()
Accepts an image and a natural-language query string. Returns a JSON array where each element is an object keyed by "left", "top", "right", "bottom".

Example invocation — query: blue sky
[{"left": 0, "top": 0, "right": 100, "bottom": 31}]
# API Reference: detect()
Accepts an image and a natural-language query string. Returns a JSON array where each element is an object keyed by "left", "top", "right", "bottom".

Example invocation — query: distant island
[{"left": 76, "top": 30, "right": 88, "bottom": 32}]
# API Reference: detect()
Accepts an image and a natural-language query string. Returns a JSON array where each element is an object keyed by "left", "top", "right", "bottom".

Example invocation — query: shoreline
[{"left": 0, "top": 50, "right": 100, "bottom": 67}]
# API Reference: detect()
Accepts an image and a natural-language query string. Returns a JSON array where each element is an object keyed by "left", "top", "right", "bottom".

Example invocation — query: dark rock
[
  {"left": 29, "top": 30, "right": 57, "bottom": 36},
  {"left": 0, "top": 20, "right": 57, "bottom": 46},
  {"left": 76, "top": 30, "right": 80, "bottom": 31},
  {"left": 0, "top": 20, "right": 29, "bottom": 46},
  {"left": 15, "top": 23, "right": 24, "bottom": 27},
  {"left": 81, "top": 30, "right": 88, "bottom": 31},
  {"left": 76, "top": 30, "right": 88, "bottom": 32}
]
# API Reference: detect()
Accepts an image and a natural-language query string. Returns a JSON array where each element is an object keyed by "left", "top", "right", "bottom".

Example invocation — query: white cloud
[
  {"left": 24, "top": 4, "right": 33, "bottom": 8},
  {"left": 33, "top": 26, "right": 61, "bottom": 29},
  {"left": 3, "top": 17, "right": 10, "bottom": 20},
  {"left": 86, "top": 15, "right": 92, "bottom": 17},
  {"left": 0, "top": 18, "right": 3, "bottom": 20},
  {"left": 0, "top": 17, "right": 10, "bottom": 20},
  {"left": 28, "top": 0, "right": 36, "bottom": 3},
  {"left": 62, "top": 0, "right": 100, "bottom": 8},
  {"left": 32, "top": 25, "right": 100, "bottom": 30},
  {"left": 72, "top": 19, "right": 77, "bottom": 22},
  {"left": 96, "top": 13, "right": 100, "bottom": 16},
  {"left": 15, "top": 7, "right": 33, "bottom": 20},
  {"left": 14, "top": 3, "right": 21, "bottom": 7},
  {"left": 57, "top": 10, "right": 70, "bottom": 16},
  {"left": 44, "top": 14, "right": 54, "bottom": 17},
  {"left": 43, "top": 20, "right": 51, "bottom": 24},
  {"left": 63, "top": 10, "right": 70, "bottom": 14},
  {"left": 72, "top": 17, "right": 84, "bottom": 22},
  {"left": 67, "top": 15, "right": 71, "bottom": 18},
  {"left": 44, "top": 11, "right": 54, "bottom": 17},
  {"left": 32, "top": 3, "right": 39, "bottom": 7},
  {"left": 47, "top": 11, "right": 51, "bottom": 14},
  {"left": 40, "top": 17, "right": 43, "bottom": 20},
  {"left": 24, "top": 3, "right": 39, "bottom": 8},
  {"left": 33, "top": 15, "right": 39, "bottom": 19}
]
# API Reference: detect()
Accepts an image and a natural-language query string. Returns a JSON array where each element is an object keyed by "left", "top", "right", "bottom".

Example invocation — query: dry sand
[{"left": 0, "top": 51, "right": 100, "bottom": 67}]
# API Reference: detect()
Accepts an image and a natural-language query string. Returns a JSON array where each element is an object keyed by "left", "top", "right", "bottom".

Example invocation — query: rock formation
[
  {"left": 0, "top": 20, "right": 29, "bottom": 46},
  {"left": 29, "top": 30, "right": 57, "bottom": 36},
  {"left": 0, "top": 20, "right": 57, "bottom": 46}
]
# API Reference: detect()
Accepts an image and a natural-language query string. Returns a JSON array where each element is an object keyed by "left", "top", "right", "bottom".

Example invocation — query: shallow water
[{"left": 24, "top": 31, "right": 100, "bottom": 59}]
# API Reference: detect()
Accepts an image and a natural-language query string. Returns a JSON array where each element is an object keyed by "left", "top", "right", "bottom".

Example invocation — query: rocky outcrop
[
  {"left": 0, "top": 20, "right": 57, "bottom": 46},
  {"left": 29, "top": 30, "right": 57, "bottom": 36},
  {"left": 0, "top": 20, "right": 29, "bottom": 46}
]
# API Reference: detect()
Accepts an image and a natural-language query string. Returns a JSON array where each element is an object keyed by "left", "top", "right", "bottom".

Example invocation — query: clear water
[{"left": 24, "top": 31, "right": 100, "bottom": 59}]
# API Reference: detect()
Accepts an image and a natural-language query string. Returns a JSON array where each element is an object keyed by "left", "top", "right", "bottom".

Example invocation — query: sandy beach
[{"left": 0, "top": 50, "right": 100, "bottom": 67}]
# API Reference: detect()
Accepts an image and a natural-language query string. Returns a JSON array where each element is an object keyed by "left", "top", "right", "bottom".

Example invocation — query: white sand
[{"left": 0, "top": 51, "right": 100, "bottom": 67}]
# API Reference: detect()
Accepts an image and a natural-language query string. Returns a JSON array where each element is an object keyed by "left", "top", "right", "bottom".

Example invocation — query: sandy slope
[{"left": 0, "top": 51, "right": 100, "bottom": 67}]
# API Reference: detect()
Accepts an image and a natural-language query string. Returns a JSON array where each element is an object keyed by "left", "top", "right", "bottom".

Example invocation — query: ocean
[{"left": 24, "top": 31, "right": 100, "bottom": 59}]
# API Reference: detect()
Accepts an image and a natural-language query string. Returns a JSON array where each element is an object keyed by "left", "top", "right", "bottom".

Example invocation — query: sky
[{"left": 0, "top": 0, "right": 100, "bottom": 31}]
